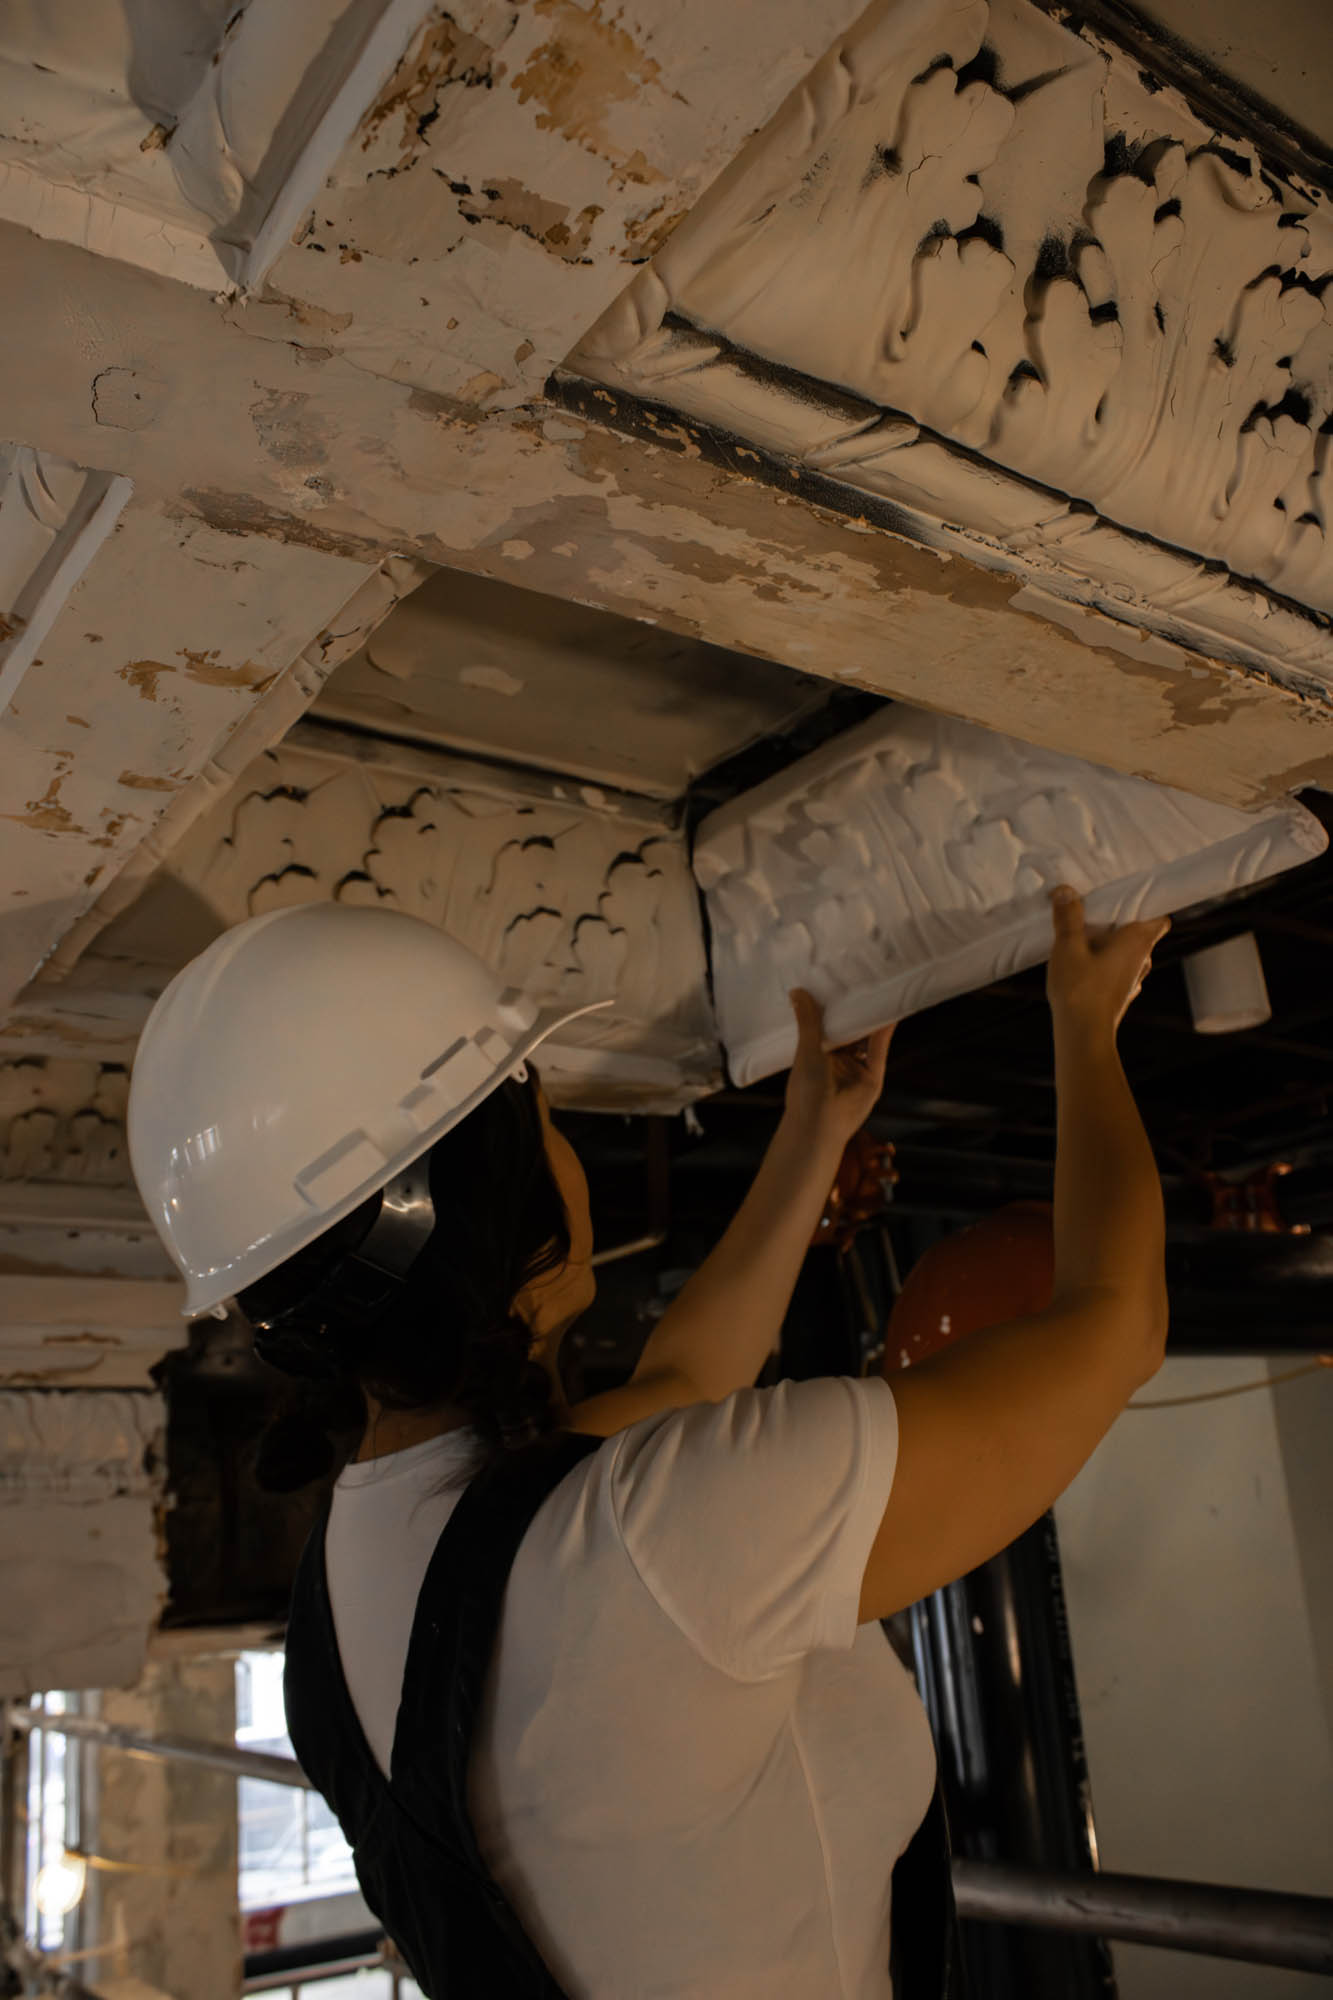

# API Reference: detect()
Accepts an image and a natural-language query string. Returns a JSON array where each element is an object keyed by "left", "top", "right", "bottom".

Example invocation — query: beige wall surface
[{"left": 1054, "top": 1353, "right": 1333, "bottom": 2000}]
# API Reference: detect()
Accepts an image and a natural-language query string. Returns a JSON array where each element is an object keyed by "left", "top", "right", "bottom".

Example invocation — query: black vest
[{"left": 283, "top": 1428, "right": 967, "bottom": 1998}]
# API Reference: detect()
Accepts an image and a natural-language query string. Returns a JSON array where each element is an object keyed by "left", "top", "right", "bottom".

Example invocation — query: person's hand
[
  {"left": 1046, "top": 884, "right": 1170, "bottom": 1038},
  {"left": 783, "top": 988, "right": 894, "bottom": 1151}
]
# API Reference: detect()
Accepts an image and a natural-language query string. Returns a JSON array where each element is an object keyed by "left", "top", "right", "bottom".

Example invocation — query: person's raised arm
[
  {"left": 857, "top": 885, "right": 1171, "bottom": 1622},
  {"left": 1047, "top": 884, "right": 1170, "bottom": 1333},
  {"left": 625, "top": 994, "right": 894, "bottom": 1406}
]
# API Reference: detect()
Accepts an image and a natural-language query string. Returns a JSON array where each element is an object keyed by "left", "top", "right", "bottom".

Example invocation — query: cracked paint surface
[{"left": 695, "top": 702, "right": 1327, "bottom": 1084}]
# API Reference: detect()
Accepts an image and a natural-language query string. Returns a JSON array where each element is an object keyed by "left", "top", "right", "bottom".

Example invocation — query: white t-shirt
[{"left": 325, "top": 1375, "right": 936, "bottom": 1999}]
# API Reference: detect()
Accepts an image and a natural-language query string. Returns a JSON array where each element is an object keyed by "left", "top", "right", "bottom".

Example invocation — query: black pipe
[
  {"left": 911, "top": 1515, "right": 1118, "bottom": 2000},
  {"left": 244, "top": 1927, "right": 384, "bottom": 1979}
]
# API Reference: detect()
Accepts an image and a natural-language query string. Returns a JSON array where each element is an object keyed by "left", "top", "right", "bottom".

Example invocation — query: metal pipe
[
  {"left": 952, "top": 1861, "right": 1333, "bottom": 1974},
  {"left": 7, "top": 1709, "right": 311, "bottom": 1791},
  {"left": 15, "top": 1718, "right": 1332, "bottom": 1974}
]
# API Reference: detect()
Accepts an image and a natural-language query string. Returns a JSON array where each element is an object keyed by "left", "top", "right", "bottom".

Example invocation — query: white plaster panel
[
  {"left": 154, "top": 725, "right": 720, "bottom": 1111},
  {"left": 695, "top": 705, "right": 1328, "bottom": 1086},
  {"left": 0, "top": 493, "right": 376, "bottom": 1015},
  {"left": 0, "top": 1387, "right": 165, "bottom": 1695},
  {"left": 571, "top": 0, "right": 1333, "bottom": 638}
]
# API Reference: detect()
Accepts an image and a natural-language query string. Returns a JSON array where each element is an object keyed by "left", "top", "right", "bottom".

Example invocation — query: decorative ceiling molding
[
  {"left": 567, "top": 0, "right": 1333, "bottom": 688},
  {"left": 0, "top": 445, "right": 133, "bottom": 716},
  {"left": 695, "top": 703, "right": 1327, "bottom": 1086},
  {"left": 153, "top": 721, "right": 721, "bottom": 1113},
  {"left": 0, "top": 1057, "right": 130, "bottom": 1185},
  {"left": 0, "top": 0, "right": 435, "bottom": 292}
]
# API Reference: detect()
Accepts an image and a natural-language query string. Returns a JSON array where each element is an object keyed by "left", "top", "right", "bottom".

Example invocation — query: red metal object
[
  {"left": 243, "top": 1907, "right": 284, "bottom": 1952},
  {"left": 810, "top": 1129, "right": 899, "bottom": 1251},
  {"left": 882, "top": 1201, "right": 1056, "bottom": 1375}
]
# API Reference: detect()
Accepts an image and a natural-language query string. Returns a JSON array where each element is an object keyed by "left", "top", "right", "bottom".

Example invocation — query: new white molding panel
[{"left": 694, "top": 705, "right": 1327, "bottom": 1086}]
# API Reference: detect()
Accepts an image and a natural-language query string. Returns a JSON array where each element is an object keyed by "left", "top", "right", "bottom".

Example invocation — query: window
[{"left": 235, "top": 1652, "right": 357, "bottom": 1911}]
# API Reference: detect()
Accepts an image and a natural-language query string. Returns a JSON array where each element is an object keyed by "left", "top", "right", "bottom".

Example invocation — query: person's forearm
[
  {"left": 631, "top": 1113, "right": 844, "bottom": 1402},
  {"left": 1051, "top": 1018, "right": 1168, "bottom": 1341}
]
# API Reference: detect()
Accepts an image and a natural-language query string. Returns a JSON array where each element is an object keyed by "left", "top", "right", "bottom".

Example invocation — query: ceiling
[{"left": 312, "top": 565, "right": 831, "bottom": 797}]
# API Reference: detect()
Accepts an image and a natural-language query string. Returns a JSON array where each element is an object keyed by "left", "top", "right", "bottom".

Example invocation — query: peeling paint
[
  {"left": 358, "top": 12, "right": 496, "bottom": 171},
  {"left": 118, "top": 771, "right": 178, "bottom": 792},
  {"left": 513, "top": 0, "right": 672, "bottom": 181},
  {"left": 119, "top": 661, "right": 170, "bottom": 702},
  {"left": 6, "top": 773, "right": 74, "bottom": 833}
]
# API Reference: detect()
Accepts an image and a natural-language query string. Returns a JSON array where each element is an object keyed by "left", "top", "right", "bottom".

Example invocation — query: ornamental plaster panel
[
  {"left": 157, "top": 724, "right": 721, "bottom": 1111},
  {"left": 569, "top": 0, "right": 1333, "bottom": 674},
  {"left": 0, "top": 1058, "right": 131, "bottom": 1184},
  {"left": 695, "top": 703, "right": 1328, "bottom": 1086}
]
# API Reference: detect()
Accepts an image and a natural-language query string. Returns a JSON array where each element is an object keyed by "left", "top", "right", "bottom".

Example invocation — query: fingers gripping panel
[{"left": 694, "top": 706, "right": 1326, "bottom": 1085}]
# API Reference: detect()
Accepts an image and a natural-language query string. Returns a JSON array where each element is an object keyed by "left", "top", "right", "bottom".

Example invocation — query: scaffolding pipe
[
  {"left": 7, "top": 1707, "right": 312, "bottom": 1791},
  {"left": 9, "top": 1713, "right": 1332, "bottom": 1973},
  {"left": 952, "top": 1860, "right": 1333, "bottom": 1974}
]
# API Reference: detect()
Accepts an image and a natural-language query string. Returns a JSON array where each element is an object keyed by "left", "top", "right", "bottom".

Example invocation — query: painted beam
[
  {"left": 0, "top": 488, "right": 379, "bottom": 1014},
  {"left": 0, "top": 219, "right": 1327, "bottom": 816},
  {"left": 0, "top": 445, "right": 132, "bottom": 714}
]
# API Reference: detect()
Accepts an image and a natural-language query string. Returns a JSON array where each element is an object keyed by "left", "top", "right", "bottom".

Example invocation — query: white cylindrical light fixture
[{"left": 1181, "top": 931, "right": 1271, "bottom": 1034}]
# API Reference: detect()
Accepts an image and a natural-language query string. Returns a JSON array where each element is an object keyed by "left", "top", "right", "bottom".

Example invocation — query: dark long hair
[{"left": 246, "top": 1067, "right": 570, "bottom": 1493}]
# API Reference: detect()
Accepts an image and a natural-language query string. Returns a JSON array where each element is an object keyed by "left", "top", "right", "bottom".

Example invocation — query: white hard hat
[{"left": 127, "top": 904, "right": 611, "bottom": 1318}]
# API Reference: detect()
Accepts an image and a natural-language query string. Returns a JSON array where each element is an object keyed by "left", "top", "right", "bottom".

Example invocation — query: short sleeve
[{"left": 607, "top": 1375, "right": 899, "bottom": 1683}]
